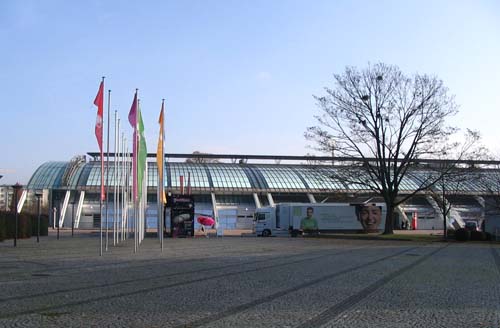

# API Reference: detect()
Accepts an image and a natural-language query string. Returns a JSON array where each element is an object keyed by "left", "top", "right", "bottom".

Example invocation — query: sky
[{"left": 1, "top": 0, "right": 499, "bottom": 185}]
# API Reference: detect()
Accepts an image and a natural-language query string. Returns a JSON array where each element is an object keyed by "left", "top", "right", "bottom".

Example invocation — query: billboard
[
  {"left": 289, "top": 203, "right": 386, "bottom": 233},
  {"left": 168, "top": 195, "right": 195, "bottom": 237}
]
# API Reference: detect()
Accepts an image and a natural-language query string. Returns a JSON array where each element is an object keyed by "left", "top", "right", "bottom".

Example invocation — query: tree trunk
[{"left": 383, "top": 203, "right": 395, "bottom": 235}]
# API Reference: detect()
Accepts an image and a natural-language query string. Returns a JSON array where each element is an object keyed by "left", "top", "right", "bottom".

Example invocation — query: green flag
[{"left": 137, "top": 106, "right": 147, "bottom": 200}]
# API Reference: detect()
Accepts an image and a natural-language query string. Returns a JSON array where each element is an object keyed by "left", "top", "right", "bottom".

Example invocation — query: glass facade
[
  {"left": 85, "top": 163, "right": 105, "bottom": 187},
  {"left": 207, "top": 164, "right": 252, "bottom": 190},
  {"left": 168, "top": 163, "right": 210, "bottom": 188},
  {"left": 67, "top": 162, "right": 86, "bottom": 189},
  {"left": 28, "top": 160, "right": 500, "bottom": 195},
  {"left": 398, "top": 172, "right": 426, "bottom": 192},
  {"left": 258, "top": 166, "right": 306, "bottom": 191},
  {"left": 27, "top": 162, "right": 68, "bottom": 190},
  {"left": 333, "top": 168, "right": 376, "bottom": 190},
  {"left": 294, "top": 167, "right": 348, "bottom": 190},
  {"left": 148, "top": 163, "right": 159, "bottom": 187},
  {"left": 78, "top": 161, "right": 133, "bottom": 187}
]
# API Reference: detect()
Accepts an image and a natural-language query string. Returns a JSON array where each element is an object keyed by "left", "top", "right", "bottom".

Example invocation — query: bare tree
[
  {"left": 302, "top": 153, "right": 322, "bottom": 166},
  {"left": 479, "top": 160, "right": 500, "bottom": 221},
  {"left": 306, "top": 63, "right": 472, "bottom": 234},
  {"left": 429, "top": 135, "right": 488, "bottom": 239},
  {"left": 430, "top": 166, "right": 478, "bottom": 239},
  {"left": 185, "top": 151, "right": 220, "bottom": 164}
]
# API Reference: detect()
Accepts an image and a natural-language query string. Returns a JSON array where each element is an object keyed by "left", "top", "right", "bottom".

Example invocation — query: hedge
[{"left": 0, "top": 212, "right": 49, "bottom": 241}]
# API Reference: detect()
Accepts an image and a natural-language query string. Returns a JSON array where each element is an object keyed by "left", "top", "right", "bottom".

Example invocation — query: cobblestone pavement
[{"left": 0, "top": 231, "right": 499, "bottom": 327}]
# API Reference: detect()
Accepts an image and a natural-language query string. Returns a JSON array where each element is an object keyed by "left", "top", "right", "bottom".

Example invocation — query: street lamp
[
  {"left": 12, "top": 184, "right": 22, "bottom": 247},
  {"left": 71, "top": 192, "right": 77, "bottom": 237},
  {"left": 56, "top": 204, "right": 60, "bottom": 240},
  {"left": 53, "top": 191, "right": 60, "bottom": 240},
  {"left": 35, "top": 190, "right": 43, "bottom": 243}
]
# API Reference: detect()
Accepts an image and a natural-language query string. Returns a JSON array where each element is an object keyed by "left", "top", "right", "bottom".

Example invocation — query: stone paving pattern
[{"left": 0, "top": 231, "right": 499, "bottom": 327}]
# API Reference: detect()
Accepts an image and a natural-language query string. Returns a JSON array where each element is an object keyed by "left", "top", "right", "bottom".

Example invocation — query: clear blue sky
[{"left": 1, "top": 0, "right": 499, "bottom": 184}]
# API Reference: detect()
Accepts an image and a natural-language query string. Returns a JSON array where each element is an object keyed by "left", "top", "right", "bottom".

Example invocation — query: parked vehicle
[
  {"left": 464, "top": 221, "right": 478, "bottom": 232},
  {"left": 253, "top": 202, "right": 386, "bottom": 237}
]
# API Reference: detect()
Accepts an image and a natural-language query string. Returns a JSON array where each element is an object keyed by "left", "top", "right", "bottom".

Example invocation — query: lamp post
[
  {"left": 57, "top": 205, "right": 60, "bottom": 240},
  {"left": 53, "top": 192, "right": 60, "bottom": 240},
  {"left": 71, "top": 192, "right": 76, "bottom": 237},
  {"left": 12, "top": 184, "right": 22, "bottom": 247},
  {"left": 442, "top": 175, "right": 447, "bottom": 241},
  {"left": 35, "top": 190, "right": 43, "bottom": 243}
]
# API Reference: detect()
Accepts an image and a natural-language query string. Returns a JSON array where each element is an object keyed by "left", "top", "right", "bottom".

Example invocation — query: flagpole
[
  {"left": 117, "top": 120, "right": 121, "bottom": 244},
  {"left": 121, "top": 132, "right": 125, "bottom": 241},
  {"left": 117, "top": 128, "right": 121, "bottom": 243},
  {"left": 105, "top": 89, "right": 111, "bottom": 251},
  {"left": 161, "top": 99, "right": 165, "bottom": 251},
  {"left": 128, "top": 145, "right": 131, "bottom": 240},
  {"left": 124, "top": 143, "right": 128, "bottom": 241},
  {"left": 139, "top": 99, "right": 144, "bottom": 246},
  {"left": 119, "top": 133, "right": 123, "bottom": 242},
  {"left": 135, "top": 91, "right": 139, "bottom": 253},
  {"left": 122, "top": 135, "right": 126, "bottom": 241},
  {"left": 100, "top": 196, "right": 103, "bottom": 256},
  {"left": 144, "top": 163, "right": 147, "bottom": 243},
  {"left": 99, "top": 76, "right": 105, "bottom": 257},
  {"left": 113, "top": 113, "right": 118, "bottom": 246}
]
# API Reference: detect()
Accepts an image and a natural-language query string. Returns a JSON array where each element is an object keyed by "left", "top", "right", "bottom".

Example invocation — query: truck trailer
[{"left": 254, "top": 202, "right": 386, "bottom": 236}]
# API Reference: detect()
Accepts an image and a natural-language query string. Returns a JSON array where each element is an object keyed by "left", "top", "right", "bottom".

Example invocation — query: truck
[{"left": 254, "top": 202, "right": 386, "bottom": 237}]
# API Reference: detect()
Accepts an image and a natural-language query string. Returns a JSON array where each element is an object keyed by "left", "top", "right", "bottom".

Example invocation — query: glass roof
[
  {"left": 67, "top": 162, "right": 86, "bottom": 189},
  {"left": 397, "top": 172, "right": 427, "bottom": 192},
  {"left": 28, "top": 160, "right": 500, "bottom": 195},
  {"left": 406, "top": 169, "right": 500, "bottom": 193},
  {"left": 206, "top": 164, "right": 252, "bottom": 189},
  {"left": 332, "top": 168, "right": 376, "bottom": 190},
  {"left": 293, "top": 167, "right": 348, "bottom": 190},
  {"left": 257, "top": 166, "right": 307, "bottom": 190},
  {"left": 27, "top": 162, "right": 68, "bottom": 190},
  {"left": 78, "top": 161, "right": 132, "bottom": 187},
  {"left": 168, "top": 163, "right": 210, "bottom": 189}
]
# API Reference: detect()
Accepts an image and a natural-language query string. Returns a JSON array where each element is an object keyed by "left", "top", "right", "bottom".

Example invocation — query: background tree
[
  {"left": 185, "top": 151, "right": 220, "bottom": 164},
  {"left": 306, "top": 63, "right": 469, "bottom": 234},
  {"left": 479, "top": 159, "right": 500, "bottom": 229},
  {"left": 429, "top": 133, "right": 488, "bottom": 239}
]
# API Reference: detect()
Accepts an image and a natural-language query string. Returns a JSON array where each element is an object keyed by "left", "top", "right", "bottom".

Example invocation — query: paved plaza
[{"left": 0, "top": 231, "right": 499, "bottom": 327}]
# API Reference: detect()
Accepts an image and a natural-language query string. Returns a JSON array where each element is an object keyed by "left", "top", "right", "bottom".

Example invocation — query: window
[{"left": 255, "top": 213, "right": 267, "bottom": 221}]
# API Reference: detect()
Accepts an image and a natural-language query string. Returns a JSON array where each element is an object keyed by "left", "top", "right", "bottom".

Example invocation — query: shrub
[
  {"left": 470, "top": 230, "right": 486, "bottom": 241},
  {"left": 0, "top": 213, "right": 6, "bottom": 241},
  {"left": 31, "top": 215, "right": 49, "bottom": 236},
  {"left": 18, "top": 214, "right": 32, "bottom": 238},
  {"left": 0, "top": 212, "right": 43, "bottom": 240},
  {"left": 455, "top": 228, "right": 470, "bottom": 242}
]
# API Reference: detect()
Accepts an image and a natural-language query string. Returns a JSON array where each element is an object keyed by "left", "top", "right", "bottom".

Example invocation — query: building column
[
  {"left": 474, "top": 195, "right": 486, "bottom": 225},
  {"left": 474, "top": 195, "right": 485, "bottom": 209},
  {"left": 211, "top": 192, "right": 218, "bottom": 222},
  {"left": 266, "top": 193, "right": 275, "bottom": 207},
  {"left": 59, "top": 190, "right": 71, "bottom": 228},
  {"left": 425, "top": 195, "right": 465, "bottom": 229},
  {"left": 395, "top": 205, "right": 409, "bottom": 226},
  {"left": 253, "top": 193, "right": 261, "bottom": 209},
  {"left": 307, "top": 193, "right": 316, "bottom": 203},
  {"left": 75, "top": 191, "right": 86, "bottom": 229}
]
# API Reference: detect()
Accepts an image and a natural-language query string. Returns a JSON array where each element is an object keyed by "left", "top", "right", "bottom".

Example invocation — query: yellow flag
[{"left": 156, "top": 100, "right": 167, "bottom": 204}]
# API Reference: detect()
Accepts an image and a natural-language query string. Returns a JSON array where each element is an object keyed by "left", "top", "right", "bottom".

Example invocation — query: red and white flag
[
  {"left": 94, "top": 80, "right": 105, "bottom": 201},
  {"left": 94, "top": 81, "right": 104, "bottom": 152}
]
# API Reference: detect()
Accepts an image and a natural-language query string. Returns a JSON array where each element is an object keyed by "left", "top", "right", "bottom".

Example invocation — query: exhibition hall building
[{"left": 18, "top": 152, "right": 500, "bottom": 234}]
